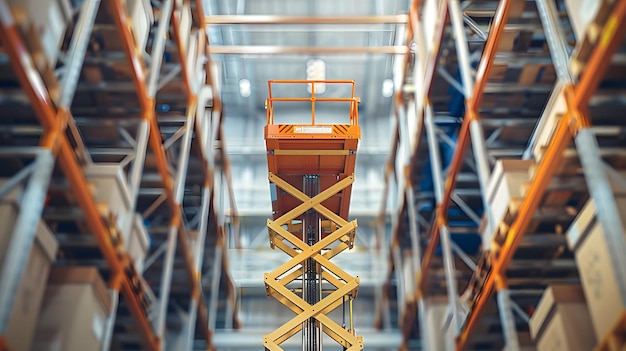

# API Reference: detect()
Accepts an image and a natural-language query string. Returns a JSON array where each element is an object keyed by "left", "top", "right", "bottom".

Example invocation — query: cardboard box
[
  {"left": 531, "top": 88, "right": 567, "bottom": 162},
  {"left": 565, "top": 0, "right": 601, "bottom": 40},
  {"left": 0, "top": 203, "right": 58, "bottom": 351},
  {"left": 85, "top": 163, "right": 132, "bottom": 233},
  {"left": 126, "top": 0, "right": 154, "bottom": 52},
  {"left": 129, "top": 213, "right": 150, "bottom": 273},
  {"left": 422, "top": 297, "right": 450, "bottom": 351},
  {"left": 567, "top": 196, "right": 626, "bottom": 340},
  {"left": 33, "top": 267, "right": 111, "bottom": 351},
  {"left": 8, "top": 0, "right": 72, "bottom": 66},
  {"left": 484, "top": 159, "right": 534, "bottom": 247},
  {"left": 180, "top": 2, "right": 192, "bottom": 51},
  {"left": 501, "top": 332, "right": 536, "bottom": 351},
  {"left": 529, "top": 285, "right": 596, "bottom": 351}
]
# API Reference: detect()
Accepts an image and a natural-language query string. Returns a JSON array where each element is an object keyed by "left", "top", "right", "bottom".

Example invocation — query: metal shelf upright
[
  {"left": 0, "top": 0, "right": 159, "bottom": 348},
  {"left": 458, "top": 0, "right": 626, "bottom": 349},
  {"left": 382, "top": 0, "right": 626, "bottom": 350},
  {"left": 0, "top": 0, "right": 238, "bottom": 350}
]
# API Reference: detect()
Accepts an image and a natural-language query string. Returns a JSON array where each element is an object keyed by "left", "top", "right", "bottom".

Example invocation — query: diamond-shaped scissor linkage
[{"left": 263, "top": 173, "right": 363, "bottom": 351}]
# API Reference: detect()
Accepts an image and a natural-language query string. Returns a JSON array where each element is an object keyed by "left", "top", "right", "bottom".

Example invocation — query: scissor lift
[{"left": 263, "top": 80, "right": 364, "bottom": 351}]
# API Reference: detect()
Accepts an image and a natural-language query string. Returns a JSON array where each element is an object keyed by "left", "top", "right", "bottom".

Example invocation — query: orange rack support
[
  {"left": 418, "top": 0, "right": 512, "bottom": 296},
  {"left": 109, "top": 0, "right": 213, "bottom": 344},
  {"left": 456, "top": 0, "right": 626, "bottom": 349},
  {"left": 0, "top": 2, "right": 160, "bottom": 350}
]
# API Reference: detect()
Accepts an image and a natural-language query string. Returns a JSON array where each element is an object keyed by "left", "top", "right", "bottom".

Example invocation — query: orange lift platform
[{"left": 262, "top": 80, "right": 364, "bottom": 351}]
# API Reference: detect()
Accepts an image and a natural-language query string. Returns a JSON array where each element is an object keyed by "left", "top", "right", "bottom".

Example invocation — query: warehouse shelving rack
[
  {"left": 381, "top": 0, "right": 626, "bottom": 350},
  {"left": 0, "top": 0, "right": 238, "bottom": 350}
]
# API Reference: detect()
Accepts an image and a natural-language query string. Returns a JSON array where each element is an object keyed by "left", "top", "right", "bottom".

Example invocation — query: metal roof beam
[{"left": 205, "top": 15, "right": 408, "bottom": 25}]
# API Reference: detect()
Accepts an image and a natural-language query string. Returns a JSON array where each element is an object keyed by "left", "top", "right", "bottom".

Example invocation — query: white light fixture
[
  {"left": 306, "top": 59, "right": 326, "bottom": 94},
  {"left": 239, "top": 78, "right": 251, "bottom": 97},
  {"left": 382, "top": 78, "right": 394, "bottom": 98}
]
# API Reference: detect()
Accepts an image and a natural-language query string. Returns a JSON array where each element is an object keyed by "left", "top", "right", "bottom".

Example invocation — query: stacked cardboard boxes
[
  {"left": 4, "top": 0, "right": 72, "bottom": 101},
  {"left": 529, "top": 285, "right": 596, "bottom": 351},
  {"left": 85, "top": 163, "right": 133, "bottom": 232},
  {"left": 85, "top": 163, "right": 150, "bottom": 271},
  {"left": 564, "top": 0, "right": 601, "bottom": 40},
  {"left": 0, "top": 200, "right": 58, "bottom": 351},
  {"left": 32, "top": 267, "right": 111, "bottom": 351},
  {"left": 483, "top": 159, "right": 534, "bottom": 249},
  {"left": 567, "top": 186, "right": 626, "bottom": 343}
]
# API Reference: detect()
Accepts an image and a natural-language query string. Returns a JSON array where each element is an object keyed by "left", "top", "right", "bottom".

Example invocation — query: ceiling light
[
  {"left": 306, "top": 59, "right": 326, "bottom": 94},
  {"left": 382, "top": 79, "right": 394, "bottom": 98},
  {"left": 239, "top": 78, "right": 251, "bottom": 97}
]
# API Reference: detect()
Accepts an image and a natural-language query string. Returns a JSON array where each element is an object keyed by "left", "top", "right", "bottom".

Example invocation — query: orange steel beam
[
  {"left": 418, "top": 116, "right": 471, "bottom": 294},
  {"left": 58, "top": 141, "right": 161, "bottom": 350},
  {"left": 388, "top": 7, "right": 446, "bottom": 333},
  {"left": 194, "top": 0, "right": 206, "bottom": 31},
  {"left": 456, "top": 109, "right": 573, "bottom": 351},
  {"left": 171, "top": 2, "right": 192, "bottom": 98},
  {"left": 456, "top": 3, "right": 626, "bottom": 348},
  {"left": 0, "top": 21, "right": 55, "bottom": 131},
  {"left": 417, "top": 0, "right": 512, "bottom": 296},
  {"left": 57, "top": 127, "right": 161, "bottom": 351},
  {"left": 469, "top": 0, "right": 513, "bottom": 111},
  {"left": 396, "top": 2, "right": 447, "bottom": 300},
  {"left": 109, "top": 0, "right": 211, "bottom": 342},
  {"left": 0, "top": 6, "right": 161, "bottom": 349}
]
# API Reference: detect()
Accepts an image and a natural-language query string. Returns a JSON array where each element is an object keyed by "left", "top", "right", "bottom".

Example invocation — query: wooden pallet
[
  {"left": 595, "top": 312, "right": 626, "bottom": 351},
  {"left": 467, "top": 251, "right": 493, "bottom": 309},
  {"left": 487, "top": 197, "right": 525, "bottom": 250}
]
